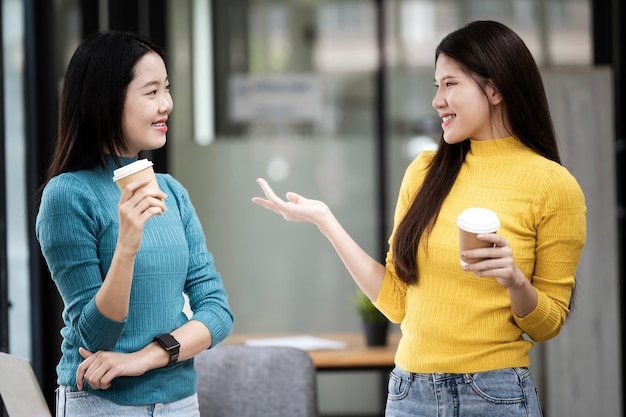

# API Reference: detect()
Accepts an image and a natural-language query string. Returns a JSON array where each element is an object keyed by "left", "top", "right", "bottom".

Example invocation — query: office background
[{"left": 1, "top": 0, "right": 623, "bottom": 416}]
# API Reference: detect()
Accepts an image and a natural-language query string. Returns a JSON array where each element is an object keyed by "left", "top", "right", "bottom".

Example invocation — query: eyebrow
[
  {"left": 136, "top": 78, "right": 169, "bottom": 90},
  {"left": 433, "top": 75, "right": 459, "bottom": 84}
]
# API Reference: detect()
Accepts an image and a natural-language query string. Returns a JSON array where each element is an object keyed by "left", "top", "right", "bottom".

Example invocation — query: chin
[
  {"left": 442, "top": 133, "right": 464, "bottom": 145},
  {"left": 147, "top": 138, "right": 167, "bottom": 151}
]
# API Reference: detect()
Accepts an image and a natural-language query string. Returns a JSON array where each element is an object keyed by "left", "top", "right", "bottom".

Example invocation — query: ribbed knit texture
[
  {"left": 376, "top": 136, "right": 586, "bottom": 373},
  {"left": 35, "top": 156, "right": 234, "bottom": 405}
]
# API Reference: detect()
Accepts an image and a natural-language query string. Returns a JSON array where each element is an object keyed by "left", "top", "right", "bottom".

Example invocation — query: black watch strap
[{"left": 153, "top": 333, "right": 180, "bottom": 367}]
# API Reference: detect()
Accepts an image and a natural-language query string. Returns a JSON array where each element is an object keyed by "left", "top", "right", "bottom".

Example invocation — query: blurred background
[{"left": 1, "top": 0, "right": 623, "bottom": 416}]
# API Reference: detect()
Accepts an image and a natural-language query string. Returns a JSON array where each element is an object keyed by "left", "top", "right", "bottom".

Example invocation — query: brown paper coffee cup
[
  {"left": 112, "top": 159, "right": 159, "bottom": 192},
  {"left": 456, "top": 207, "right": 500, "bottom": 266}
]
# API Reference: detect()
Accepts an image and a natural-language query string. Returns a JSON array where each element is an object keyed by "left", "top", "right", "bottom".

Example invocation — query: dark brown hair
[{"left": 392, "top": 20, "right": 560, "bottom": 285}]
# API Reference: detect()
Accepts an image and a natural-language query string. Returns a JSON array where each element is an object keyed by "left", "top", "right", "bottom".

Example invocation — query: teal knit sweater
[{"left": 35, "top": 156, "right": 234, "bottom": 406}]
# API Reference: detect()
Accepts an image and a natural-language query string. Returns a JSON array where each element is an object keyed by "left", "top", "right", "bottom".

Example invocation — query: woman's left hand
[
  {"left": 462, "top": 234, "right": 538, "bottom": 317},
  {"left": 461, "top": 233, "right": 525, "bottom": 289},
  {"left": 76, "top": 348, "right": 149, "bottom": 390}
]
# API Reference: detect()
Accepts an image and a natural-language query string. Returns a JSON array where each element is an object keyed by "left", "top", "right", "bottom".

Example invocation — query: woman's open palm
[{"left": 252, "top": 178, "right": 329, "bottom": 226}]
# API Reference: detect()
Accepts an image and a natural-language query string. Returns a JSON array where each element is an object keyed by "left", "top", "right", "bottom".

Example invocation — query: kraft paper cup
[
  {"left": 456, "top": 207, "right": 500, "bottom": 267},
  {"left": 112, "top": 159, "right": 159, "bottom": 192}
]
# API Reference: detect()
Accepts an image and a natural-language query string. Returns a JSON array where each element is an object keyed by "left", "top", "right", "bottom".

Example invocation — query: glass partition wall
[
  {"left": 171, "top": 1, "right": 385, "bottom": 413},
  {"left": 172, "top": 0, "right": 382, "bottom": 337}
]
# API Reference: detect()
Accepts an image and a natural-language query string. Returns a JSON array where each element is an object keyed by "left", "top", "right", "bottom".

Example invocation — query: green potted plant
[{"left": 355, "top": 290, "right": 389, "bottom": 346}]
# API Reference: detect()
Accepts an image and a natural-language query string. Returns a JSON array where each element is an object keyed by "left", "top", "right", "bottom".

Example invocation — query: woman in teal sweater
[{"left": 36, "top": 31, "right": 233, "bottom": 416}]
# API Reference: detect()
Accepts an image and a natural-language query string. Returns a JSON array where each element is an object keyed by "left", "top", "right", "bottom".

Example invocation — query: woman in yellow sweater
[{"left": 252, "top": 20, "right": 586, "bottom": 416}]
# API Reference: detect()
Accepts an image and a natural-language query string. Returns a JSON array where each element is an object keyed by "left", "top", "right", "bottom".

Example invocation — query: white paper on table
[{"left": 243, "top": 335, "right": 347, "bottom": 350}]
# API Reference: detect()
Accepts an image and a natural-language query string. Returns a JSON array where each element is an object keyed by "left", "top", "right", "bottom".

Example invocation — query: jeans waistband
[{"left": 393, "top": 366, "right": 530, "bottom": 382}]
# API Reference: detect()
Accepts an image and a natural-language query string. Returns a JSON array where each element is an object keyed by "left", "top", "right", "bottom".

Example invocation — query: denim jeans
[
  {"left": 55, "top": 386, "right": 200, "bottom": 417},
  {"left": 385, "top": 366, "right": 543, "bottom": 417}
]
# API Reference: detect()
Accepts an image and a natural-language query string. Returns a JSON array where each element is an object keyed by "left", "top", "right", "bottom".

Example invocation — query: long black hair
[
  {"left": 392, "top": 21, "right": 560, "bottom": 285},
  {"left": 43, "top": 31, "right": 167, "bottom": 188}
]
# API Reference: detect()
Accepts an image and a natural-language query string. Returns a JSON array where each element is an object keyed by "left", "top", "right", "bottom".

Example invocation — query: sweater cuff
[
  {"left": 513, "top": 291, "right": 562, "bottom": 342},
  {"left": 78, "top": 298, "right": 126, "bottom": 351},
  {"left": 191, "top": 308, "right": 234, "bottom": 347},
  {"left": 374, "top": 272, "right": 405, "bottom": 324}
]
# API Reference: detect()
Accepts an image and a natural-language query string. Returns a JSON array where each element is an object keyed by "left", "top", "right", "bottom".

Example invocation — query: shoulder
[
  {"left": 157, "top": 173, "right": 189, "bottom": 198},
  {"left": 41, "top": 171, "right": 103, "bottom": 207},
  {"left": 390, "top": 151, "right": 436, "bottom": 210},
  {"left": 156, "top": 173, "right": 195, "bottom": 212},
  {"left": 36, "top": 171, "right": 110, "bottom": 235},
  {"left": 407, "top": 150, "right": 435, "bottom": 173},
  {"left": 520, "top": 155, "right": 586, "bottom": 213},
  {"left": 543, "top": 163, "right": 585, "bottom": 207},
  {"left": 400, "top": 151, "right": 436, "bottom": 192}
]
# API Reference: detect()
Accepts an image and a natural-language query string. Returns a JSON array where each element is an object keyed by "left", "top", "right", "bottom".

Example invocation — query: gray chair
[{"left": 194, "top": 344, "right": 319, "bottom": 417}]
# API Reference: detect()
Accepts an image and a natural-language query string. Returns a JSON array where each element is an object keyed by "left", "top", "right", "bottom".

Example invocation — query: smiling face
[
  {"left": 121, "top": 51, "right": 173, "bottom": 157},
  {"left": 432, "top": 53, "right": 507, "bottom": 144}
]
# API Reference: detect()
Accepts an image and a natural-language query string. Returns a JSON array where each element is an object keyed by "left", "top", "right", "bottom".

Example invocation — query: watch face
[
  {"left": 157, "top": 334, "right": 180, "bottom": 350},
  {"left": 155, "top": 334, "right": 180, "bottom": 367}
]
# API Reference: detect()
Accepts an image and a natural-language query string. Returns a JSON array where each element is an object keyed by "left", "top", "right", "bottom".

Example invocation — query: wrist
[
  {"left": 317, "top": 210, "right": 338, "bottom": 235},
  {"left": 153, "top": 333, "right": 180, "bottom": 368},
  {"left": 510, "top": 267, "right": 529, "bottom": 290}
]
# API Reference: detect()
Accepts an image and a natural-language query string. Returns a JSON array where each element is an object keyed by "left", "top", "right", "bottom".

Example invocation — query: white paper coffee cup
[
  {"left": 112, "top": 159, "right": 159, "bottom": 192},
  {"left": 456, "top": 207, "right": 500, "bottom": 266}
]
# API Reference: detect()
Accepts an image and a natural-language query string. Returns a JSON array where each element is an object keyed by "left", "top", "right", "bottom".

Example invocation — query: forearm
[
  {"left": 146, "top": 320, "right": 213, "bottom": 369},
  {"left": 318, "top": 211, "right": 385, "bottom": 301},
  {"left": 95, "top": 250, "right": 136, "bottom": 321},
  {"left": 76, "top": 321, "right": 214, "bottom": 389}
]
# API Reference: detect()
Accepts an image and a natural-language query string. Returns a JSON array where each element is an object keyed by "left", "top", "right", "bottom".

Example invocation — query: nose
[
  {"left": 160, "top": 95, "right": 173, "bottom": 114},
  {"left": 432, "top": 89, "right": 445, "bottom": 109}
]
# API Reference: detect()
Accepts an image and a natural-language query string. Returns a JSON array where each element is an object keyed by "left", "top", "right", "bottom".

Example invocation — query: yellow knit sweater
[{"left": 375, "top": 136, "right": 586, "bottom": 373}]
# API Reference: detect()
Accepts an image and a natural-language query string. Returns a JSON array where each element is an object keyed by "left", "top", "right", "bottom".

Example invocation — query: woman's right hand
[
  {"left": 252, "top": 177, "right": 385, "bottom": 300},
  {"left": 116, "top": 177, "right": 167, "bottom": 256},
  {"left": 251, "top": 178, "right": 331, "bottom": 228}
]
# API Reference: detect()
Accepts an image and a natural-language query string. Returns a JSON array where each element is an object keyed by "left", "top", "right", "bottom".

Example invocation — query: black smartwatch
[{"left": 153, "top": 333, "right": 180, "bottom": 367}]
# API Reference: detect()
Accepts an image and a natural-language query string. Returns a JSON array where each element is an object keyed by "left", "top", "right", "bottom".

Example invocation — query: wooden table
[{"left": 223, "top": 331, "right": 400, "bottom": 371}]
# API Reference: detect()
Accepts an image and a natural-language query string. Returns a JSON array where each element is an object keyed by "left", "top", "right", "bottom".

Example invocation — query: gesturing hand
[{"left": 251, "top": 178, "right": 330, "bottom": 226}]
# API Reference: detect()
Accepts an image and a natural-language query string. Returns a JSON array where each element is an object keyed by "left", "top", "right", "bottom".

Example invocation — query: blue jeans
[
  {"left": 55, "top": 386, "right": 200, "bottom": 417},
  {"left": 385, "top": 366, "right": 543, "bottom": 417}
]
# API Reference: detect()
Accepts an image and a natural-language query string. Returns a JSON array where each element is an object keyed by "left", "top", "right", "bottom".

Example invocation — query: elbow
[{"left": 525, "top": 318, "right": 565, "bottom": 343}]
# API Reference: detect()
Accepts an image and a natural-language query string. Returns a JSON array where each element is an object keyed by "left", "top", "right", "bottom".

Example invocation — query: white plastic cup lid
[
  {"left": 456, "top": 207, "right": 500, "bottom": 233},
  {"left": 112, "top": 159, "right": 154, "bottom": 182}
]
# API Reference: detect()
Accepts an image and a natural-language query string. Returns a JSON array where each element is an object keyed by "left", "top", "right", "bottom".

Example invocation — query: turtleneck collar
[
  {"left": 103, "top": 154, "right": 139, "bottom": 176},
  {"left": 468, "top": 136, "right": 524, "bottom": 156}
]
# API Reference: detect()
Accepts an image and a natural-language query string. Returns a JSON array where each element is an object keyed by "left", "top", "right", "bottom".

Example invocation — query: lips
[{"left": 152, "top": 119, "right": 168, "bottom": 133}]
